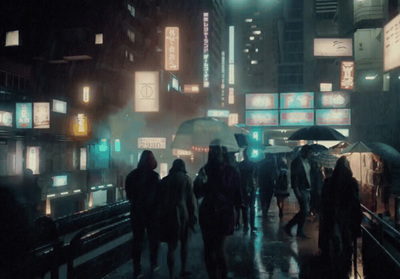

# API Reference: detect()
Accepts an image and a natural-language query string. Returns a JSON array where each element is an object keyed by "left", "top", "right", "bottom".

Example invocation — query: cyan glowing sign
[
  {"left": 280, "top": 92, "right": 314, "bottom": 109},
  {"left": 16, "top": 103, "right": 32, "bottom": 129},
  {"left": 316, "top": 109, "right": 351, "bottom": 125},
  {"left": 246, "top": 110, "right": 278, "bottom": 126},
  {"left": 280, "top": 110, "right": 314, "bottom": 126},
  {"left": 246, "top": 93, "right": 278, "bottom": 109}
]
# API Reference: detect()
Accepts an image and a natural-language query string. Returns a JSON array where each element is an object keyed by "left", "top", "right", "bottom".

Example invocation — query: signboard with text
[
  {"left": 16, "top": 103, "right": 32, "bottom": 129},
  {"left": 135, "top": 71, "right": 159, "bottom": 112},
  {"left": 33, "top": 102, "right": 50, "bottom": 129},
  {"left": 52, "top": 99, "right": 67, "bottom": 114},
  {"left": 165, "top": 27, "right": 179, "bottom": 71},
  {"left": 280, "top": 110, "right": 314, "bottom": 126},
  {"left": 314, "top": 38, "right": 353, "bottom": 57},
  {"left": 138, "top": 137, "right": 166, "bottom": 149},
  {"left": 207, "top": 110, "right": 230, "bottom": 118},
  {"left": 246, "top": 93, "right": 278, "bottom": 110},
  {"left": 280, "top": 92, "right": 314, "bottom": 109},
  {"left": 245, "top": 110, "right": 279, "bottom": 126},
  {"left": 316, "top": 109, "right": 351, "bottom": 125},
  {"left": 317, "top": 92, "right": 350, "bottom": 108},
  {"left": 340, "top": 61, "right": 354, "bottom": 90},
  {"left": 0, "top": 111, "right": 13, "bottom": 127},
  {"left": 384, "top": 13, "right": 400, "bottom": 72}
]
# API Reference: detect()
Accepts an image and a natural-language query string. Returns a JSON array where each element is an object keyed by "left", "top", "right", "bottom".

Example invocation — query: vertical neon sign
[
  {"left": 165, "top": 27, "right": 179, "bottom": 71},
  {"left": 203, "top": 12, "right": 209, "bottom": 88},
  {"left": 229, "top": 26, "right": 235, "bottom": 85},
  {"left": 221, "top": 51, "right": 225, "bottom": 106}
]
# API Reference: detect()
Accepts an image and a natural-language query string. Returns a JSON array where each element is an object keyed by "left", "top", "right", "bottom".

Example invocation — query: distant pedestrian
[
  {"left": 159, "top": 159, "right": 197, "bottom": 279},
  {"left": 125, "top": 150, "right": 161, "bottom": 278},
  {"left": 374, "top": 155, "right": 392, "bottom": 216},
  {"left": 284, "top": 145, "right": 316, "bottom": 239},
  {"left": 318, "top": 156, "right": 362, "bottom": 278},
  {"left": 194, "top": 139, "right": 242, "bottom": 279},
  {"left": 258, "top": 153, "right": 276, "bottom": 218},
  {"left": 238, "top": 148, "right": 259, "bottom": 232},
  {"left": 274, "top": 156, "right": 290, "bottom": 219}
]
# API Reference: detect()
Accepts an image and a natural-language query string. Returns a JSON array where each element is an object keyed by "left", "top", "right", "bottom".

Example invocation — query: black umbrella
[
  {"left": 309, "top": 143, "right": 328, "bottom": 153},
  {"left": 288, "top": 126, "right": 346, "bottom": 141},
  {"left": 366, "top": 142, "right": 400, "bottom": 166}
]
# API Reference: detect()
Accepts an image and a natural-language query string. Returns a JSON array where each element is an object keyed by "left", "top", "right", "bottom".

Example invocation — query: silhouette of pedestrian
[
  {"left": 274, "top": 156, "right": 290, "bottom": 219},
  {"left": 194, "top": 139, "right": 242, "bottom": 279},
  {"left": 159, "top": 159, "right": 197, "bottom": 279},
  {"left": 125, "top": 150, "right": 161, "bottom": 278},
  {"left": 258, "top": 153, "right": 276, "bottom": 218}
]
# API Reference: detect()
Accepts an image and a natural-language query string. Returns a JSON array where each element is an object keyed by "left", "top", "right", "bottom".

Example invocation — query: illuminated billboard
[
  {"left": 165, "top": 27, "right": 179, "bottom": 71},
  {"left": 228, "top": 113, "right": 238, "bottom": 126},
  {"left": 16, "top": 103, "right": 32, "bottom": 129},
  {"left": 52, "top": 175, "right": 68, "bottom": 187},
  {"left": 135, "top": 71, "right": 159, "bottom": 112},
  {"left": 280, "top": 92, "right": 314, "bottom": 109},
  {"left": 317, "top": 92, "right": 350, "bottom": 108},
  {"left": 229, "top": 26, "right": 235, "bottom": 85},
  {"left": 340, "top": 61, "right": 354, "bottom": 90},
  {"left": 80, "top": 147, "right": 87, "bottom": 170},
  {"left": 52, "top": 99, "right": 67, "bottom": 114},
  {"left": 26, "top": 146, "right": 40, "bottom": 174},
  {"left": 0, "top": 111, "right": 13, "bottom": 127},
  {"left": 314, "top": 38, "right": 353, "bottom": 57},
  {"left": 138, "top": 137, "right": 166, "bottom": 149},
  {"left": 384, "top": 13, "right": 400, "bottom": 72},
  {"left": 316, "top": 109, "right": 351, "bottom": 125},
  {"left": 246, "top": 93, "right": 278, "bottom": 109},
  {"left": 183, "top": 84, "right": 199, "bottom": 93},
  {"left": 207, "top": 110, "right": 229, "bottom": 118},
  {"left": 72, "top": 113, "right": 88, "bottom": 136},
  {"left": 203, "top": 13, "right": 209, "bottom": 88},
  {"left": 280, "top": 110, "right": 314, "bottom": 126},
  {"left": 245, "top": 110, "right": 279, "bottom": 126},
  {"left": 33, "top": 102, "right": 50, "bottom": 129},
  {"left": 320, "top": 83, "right": 332, "bottom": 92},
  {"left": 83, "top": 86, "right": 90, "bottom": 103}
]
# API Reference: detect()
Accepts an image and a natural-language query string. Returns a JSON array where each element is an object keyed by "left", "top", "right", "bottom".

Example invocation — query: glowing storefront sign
[
  {"left": 52, "top": 99, "right": 67, "bottom": 114},
  {"left": 246, "top": 110, "right": 279, "bottom": 126},
  {"left": 73, "top": 113, "right": 88, "bottom": 136},
  {"left": 80, "top": 147, "right": 87, "bottom": 170},
  {"left": 16, "top": 103, "right": 32, "bottom": 129},
  {"left": 207, "top": 110, "right": 229, "bottom": 118},
  {"left": 26, "top": 146, "right": 40, "bottom": 174},
  {"left": 221, "top": 51, "right": 225, "bottom": 106},
  {"left": 340, "top": 61, "right": 354, "bottom": 90},
  {"left": 246, "top": 93, "right": 278, "bottom": 109},
  {"left": 183, "top": 84, "right": 199, "bottom": 93},
  {"left": 229, "top": 26, "right": 235, "bottom": 85},
  {"left": 0, "top": 111, "right": 13, "bottom": 127},
  {"left": 228, "top": 113, "right": 238, "bottom": 126},
  {"left": 320, "top": 83, "right": 332, "bottom": 92},
  {"left": 165, "top": 27, "right": 179, "bottom": 71},
  {"left": 384, "top": 13, "right": 400, "bottom": 72},
  {"left": 172, "top": 149, "right": 192, "bottom": 156},
  {"left": 318, "top": 92, "right": 350, "bottom": 108},
  {"left": 83, "top": 86, "right": 90, "bottom": 103},
  {"left": 280, "top": 110, "right": 314, "bottom": 126},
  {"left": 228, "top": 87, "right": 235, "bottom": 104},
  {"left": 33, "top": 102, "right": 50, "bottom": 129},
  {"left": 135, "top": 71, "right": 159, "bottom": 112},
  {"left": 280, "top": 93, "right": 314, "bottom": 109},
  {"left": 138, "top": 137, "right": 166, "bottom": 149},
  {"left": 316, "top": 109, "right": 351, "bottom": 125},
  {"left": 203, "top": 13, "right": 210, "bottom": 88},
  {"left": 313, "top": 38, "right": 353, "bottom": 57}
]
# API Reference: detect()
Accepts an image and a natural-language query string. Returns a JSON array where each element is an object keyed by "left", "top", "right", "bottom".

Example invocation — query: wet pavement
[{"left": 103, "top": 192, "right": 334, "bottom": 279}]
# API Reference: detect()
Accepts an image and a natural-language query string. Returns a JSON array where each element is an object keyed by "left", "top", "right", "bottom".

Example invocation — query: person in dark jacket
[
  {"left": 318, "top": 156, "right": 361, "bottom": 279},
  {"left": 125, "top": 150, "right": 161, "bottom": 278},
  {"left": 194, "top": 139, "right": 242, "bottom": 279},
  {"left": 159, "top": 159, "right": 197, "bottom": 279},
  {"left": 258, "top": 153, "right": 276, "bottom": 218}
]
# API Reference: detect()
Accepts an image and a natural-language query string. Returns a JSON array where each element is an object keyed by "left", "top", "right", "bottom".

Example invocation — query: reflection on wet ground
[{"left": 105, "top": 193, "right": 323, "bottom": 279}]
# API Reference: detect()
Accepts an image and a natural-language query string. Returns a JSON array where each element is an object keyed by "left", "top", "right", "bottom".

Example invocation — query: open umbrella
[
  {"left": 309, "top": 143, "right": 328, "bottom": 153},
  {"left": 312, "top": 151, "right": 339, "bottom": 168},
  {"left": 366, "top": 142, "right": 400, "bottom": 166},
  {"left": 288, "top": 125, "right": 346, "bottom": 141},
  {"left": 264, "top": 145, "right": 293, "bottom": 154},
  {"left": 171, "top": 117, "right": 239, "bottom": 152}
]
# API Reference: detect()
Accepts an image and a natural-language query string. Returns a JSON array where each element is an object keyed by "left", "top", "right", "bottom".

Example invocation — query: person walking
[
  {"left": 284, "top": 145, "right": 316, "bottom": 239},
  {"left": 274, "top": 156, "right": 290, "bottom": 219},
  {"left": 374, "top": 155, "right": 392, "bottom": 216},
  {"left": 258, "top": 153, "right": 276, "bottom": 218},
  {"left": 159, "top": 159, "right": 197, "bottom": 279},
  {"left": 125, "top": 150, "right": 161, "bottom": 278},
  {"left": 238, "top": 148, "right": 259, "bottom": 232},
  {"left": 194, "top": 139, "right": 242, "bottom": 279},
  {"left": 318, "top": 156, "right": 362, "bottom": 278}
]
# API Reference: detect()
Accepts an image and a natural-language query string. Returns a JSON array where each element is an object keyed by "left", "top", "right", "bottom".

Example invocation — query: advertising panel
[
  {"left": 80, "top": 147, "right": 87, "bottom": 170},
  {"left": 135, "top": 71, "right": 159, "bottom": 112},
  {"left": 280, "top": 110, "right": 314, "bottom": 126},
  {"left": 229, "top": 26, "right": 235, "bottom": 85},
  {"left": 207, "top": 110, "right": 230, "bottom": 118},
  {"left": 203, "top": 13, "right": 210, "bottom": 88},
  {"left": 228, "top": 113, "right": 238, "bottom": 126},
  {"left": 165, "top": 27, "right": 179, "bottom": 71},
  {"left": 317, "top": 92, "right": 350, "bottom": 108},
  {"left": 83, "top": 86, "right": 90, "bottom": 103},
  {"left": 246, "top": 93, "right": 278, "bottom": 109},
  {"left": 52, "top": 175, "right": 68, "bottom": 187},
  {"left": 16, "top": 103, "right": 32, "bottom": 129},
  {"left": 280, "top": 92, "right": 314, "bottom": 109},
  {"left": 316, "top": 109, "right": 351, "bottom": 125},
  {"left": 320, "top": 83, "right": 332, "bottom": 92},
  {"left": 72, "top": 113, "right": 88, "bottom": 136},
  {"left": 183, "top": 84, "right": 199, "bottom": 93},
  {"left": 33, "top": 102, "right": 50, "bottom": 129},
  {"left": 0, "top": 111, "right": 13, "bottom": 127},
  {"left": 340, "top": 61, "right": 354, "bottom": 90},
  {"left": 314, "top": 38, "right": 353, "bottom": 57},
  {"left": 138, "top": 137, "right": 166, "bottom": 149},
  {"left": 384, "top": 13, "right": 400, "bottom": 72},
  {"left": 26, "top": 146, "right": 39, "bottom": 174},
  {"left": 245, "top": 110, "right": 279, "bottom": 126},
  {"left": 52, "top": 99, "right": 67, "bottom": 113}
]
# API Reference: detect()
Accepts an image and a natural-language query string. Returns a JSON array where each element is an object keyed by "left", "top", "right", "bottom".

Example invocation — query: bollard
[{"left": 395, "top": 196, "right": 400, "bottom": 231}]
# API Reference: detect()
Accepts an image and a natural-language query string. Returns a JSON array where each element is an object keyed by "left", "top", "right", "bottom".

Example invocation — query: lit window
[
  {"left": 5, "top": 30, "right": 19, "bottom": 47},
  {"left": 251, "top": 25, "right": 257, "bottom": 29},
  {"left": 95, "top": 34, "right": 103, "bottom": 44},
  {"left": 253, "top": 30, "right": 261, "bottom": 35},
  {"left": 129, "top": 53, "right": 134, "bottom": 62},
  {"left": 127, "top": 29, "right": 135, "bottom": 43},
  {"left": 251, "top": 60, "right": 258, "bottom": 64},
  {"left": 127, "top": 4, "right": 135, "bottom": 17},
  {"left": 249, "top": 36, "right": 255, "bottom": 41},
  {"left": 255, "top": 48, "right": 259, "bottom": 52},
  {"left": 243, "top": 49, "right": 249, "bottom": 53},
  {"left": 245, "top": 18, "right": 253, "bottom": 23}
]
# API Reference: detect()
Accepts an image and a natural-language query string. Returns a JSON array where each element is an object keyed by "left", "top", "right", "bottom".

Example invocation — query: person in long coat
[
  {"left": 194, "top": 139, "right": 242, "bottom": 279},
  {"left": 159, "top": 159, "right": 197, "bottom": 279},
  {"left": 258, "top": 153, "right": 276, "bottom": 218},
  {"left": 319, "top": 156, "right": 361, "bottom": 279},
  {"left": 125, "top": 150, "right": 161, "bottom": 278}
]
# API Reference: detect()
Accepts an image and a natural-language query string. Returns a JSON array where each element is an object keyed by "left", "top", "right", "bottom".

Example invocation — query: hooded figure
[
  {"left": 125, "top": 150, "right": 161, "bottom": 278},
  {"left": 159, "top": 159, "right": 197, "bottom": 279}
]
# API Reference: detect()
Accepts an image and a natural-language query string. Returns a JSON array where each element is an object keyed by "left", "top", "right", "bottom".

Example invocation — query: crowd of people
[{"left": 124, "top": 141, "right": 365, "bottom": 279}]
